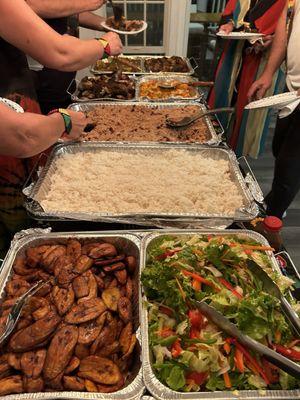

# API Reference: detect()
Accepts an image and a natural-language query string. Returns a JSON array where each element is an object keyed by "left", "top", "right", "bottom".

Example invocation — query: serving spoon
[
  {"left": 158, "top": 81, "right": 214, "bottom": 90},
  {"left": 107, "top": 0, "right": 123, "bottom": 22},
  {"left": 166, "top": 107, "right": 234, "bottom": 129}
]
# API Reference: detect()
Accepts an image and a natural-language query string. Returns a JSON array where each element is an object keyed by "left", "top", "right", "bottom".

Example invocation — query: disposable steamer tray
[
  {"left": 136, "top": 75, "right": 203, "bottom": 102},
  {"left": 90, "top": 56, "right": 196, "bottom": 76},
  {"left": 24, "top": 143, "right": 259, "bottom": 227},
  {"left": 68, "top": 101, "right": 221, "bottom": 146},
  {"left": 0, "top": 230, "right": 144, "bottom": 400},
  {"left": 140, "top": 229, "right": 300, "bottom": 400}
]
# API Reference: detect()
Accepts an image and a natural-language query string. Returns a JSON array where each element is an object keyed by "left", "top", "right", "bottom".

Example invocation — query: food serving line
[{"left": 1, "top": 55, "right": 300, "bottom": 399}]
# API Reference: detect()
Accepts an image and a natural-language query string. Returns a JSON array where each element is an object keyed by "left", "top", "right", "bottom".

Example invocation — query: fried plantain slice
[
  {"left": 65, "top": 298, "right": 107, "bottom": 324},
  {"left": 0, "top": 375, "right": 23, "bottom": 396},
  {"left": 66, "top": 239, "right": 82, "bottom": 260},
  {"left": 0, "top": 354, "right": 11, "bottom": 379},
  {"left": 51, "top": 285, "right": 75, "bottom": 316},
  {"left": 119, "top": 322, "right": 133, "bottom": 355},
  {"left": 94, "top": 254, "right": 125, "bottom": 267},
  {"left": 118, "top": 296, "right": 132, "bottom": 324},
  {"left": 85, "top": 378, "right": 98, "bottom": 392},
  {"left": 97, "top": 375, "right": 125, "bottom": 393},
  {"left": 125, "top": 277, "right": 133, "bottom": 300},
  {"left": 88, "top": 243, "right": 117, "bottom": 259},
  {"left": 7, "top": 353, "right": 22, "bottom": 370},
  {"left": 9, "top": 312, "right": 61, "bottom": 352},
  {"left": 26, "top": 245, "right": 52, "bottom": 268},
  {"left": 5, "top": 278, "right": 30, "bottom": 297},
  {"left": 78, "top": 314, "right": 106, "bottom": 345},
  {"left": 41, "top": 245, "right": 67, "bottom": 272},
  {"left": 102, "top": 287, "right": 121, "bottom": 311},
  {"left": 121, "top": 334, "right": 137, "bottom": 360},
  {"left": 89, "top": 326, "right": 111, "bottom": 355},
  {"left": 46, "top": 371, "right": 64, "bottom": 390},
  {"left": 96, "top": 341, "right": 120, "bottom": 358},
  {"left": 63, "top": 375, "right": 85, "bottom": 391},
  {"left": 64, "top": 356, "right": 80, "bottom": 374},
  {"left": 94, "top": 274, "right": 105, "bottom": 290},
  {"left": 20, "top": 349, "right": 46, "bottom": 378},
  {"left": 114, "top": 269, "right": 127, "bottom": 285},
  {"left": 75, "top": 343, "right": 90, "bottom": 360},
  {"left": 54, "top": 255, "right": 77, "bottom": 286},
  {"left": 124, "top": 256, "right": 137, "bottom": 274},
  {"left": 23, "top": 376, "right": 44, "bottom": 392},
  {"left": 43, "top": 325, "right": 78, "bottom": 381},
  {"left": 74, "top": 255, "right": 93, "bottom": 274},
  {"left": 72, "top": 274, "right": 89, "bottom": 299},
  {"left": 78, "top": 356, "right": 121, "bottom": 385},
  {"left": 77, "top": 271, "right": 98, "bottom": 303}
]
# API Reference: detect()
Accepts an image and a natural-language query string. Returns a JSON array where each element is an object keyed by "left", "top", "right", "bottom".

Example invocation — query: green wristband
[{"left": 58, "top": 108, "right": 72, "bottom": 135}]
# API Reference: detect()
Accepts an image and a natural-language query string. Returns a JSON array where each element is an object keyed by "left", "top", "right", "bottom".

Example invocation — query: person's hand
[
  {"left": 252, "top": 34, "right": 273, "bottom": 53},
  {"left": 87, "top": 0, "right": 107, "bottom": 12},
  {"left": 65, "top": 110, "right": 88, "bottom": 141},
  {"left": 247, "top": 73, "right": 273, "bottom": 102},
  {"left": 219, "top": 22, "right": 234, "bottom": 34},
  {"left": 101, "top": 32, "right": 123, "bottom": 56}
]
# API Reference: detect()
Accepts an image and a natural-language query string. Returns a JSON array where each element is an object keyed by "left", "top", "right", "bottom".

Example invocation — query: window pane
[
  {"left": 146, "top": 3, "right": 164, "bottom": 46},
  {"left": 127, "top": 3, "right": 144, "bottom": 46}
]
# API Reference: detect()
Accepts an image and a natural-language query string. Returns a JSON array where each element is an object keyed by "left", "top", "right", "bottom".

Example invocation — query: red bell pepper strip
[
  {"left": 217, "top": 277, "right": 243, "bottom": 299},
  {"left": 188, "top": 309, "right": 205, "bottom": 330},
  {"left": 273, "top": 344, "right": 300, "bottom": 361},
  {"left": 227, "top": 338, "right": 270, "bottom": 385},
  {"left": 182, "top": 270, "right": 220, "bottom": 292},
  {"left": 189, "top": 328, "right": 200, "bottom": 339},
  {"left": 171, "top": 339, "right": 183, "bottom": 358},
  {"left": 156, "top": 248, "right": 181, "bottom": 260},
  {"left": 158, "top": 327, "right": 175, "bottom": 338},
  {"left": 186, "top": 371, "right": 208, "bottom": 386},
  {"left": 261, "top": 358, "right": 279, "bottom": 384}
]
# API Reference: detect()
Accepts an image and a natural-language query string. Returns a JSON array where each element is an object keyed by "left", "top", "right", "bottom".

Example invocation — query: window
[{"left": 107, "top": 0, "right": 165, "bottom": 53}]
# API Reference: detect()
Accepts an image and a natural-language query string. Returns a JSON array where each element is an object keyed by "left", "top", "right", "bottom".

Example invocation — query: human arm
[
  {"left": 0, "top": 104, "right": 86, "bottom": 158},
  {"left": 247, "top": 5, "right": 288, "bottom": 101},
  {"left": 78, "top": 11, "right": 106, "bottom": 31},
  {"left": 25, "top": 0, "right": 106, "bottom": 18},
  {"left": 0, "top": 0, "right": 122, "bottom": 72}
]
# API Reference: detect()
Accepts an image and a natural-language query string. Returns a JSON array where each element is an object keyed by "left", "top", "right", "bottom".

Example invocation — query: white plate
[
  {"left": 245, "top": 91, "right": 300, "bottom": 110},
  {"left": 101, "top": 20, "right": 147, "bottom": 35},
  {"left": 0, "top": 97, "right": 24, "bottom": 113},
  {"left": 217, "top": 31, "right": 264, "bottom": 40}
]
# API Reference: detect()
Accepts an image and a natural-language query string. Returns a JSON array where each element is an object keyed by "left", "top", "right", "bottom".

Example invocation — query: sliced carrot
[
  {"left": 235, "top": 348, "right": 245, "bottom": 373},
  {"left": 175, "top": 277, "right": 186, "bottom": 300},
  {"left": 240, "top": 244, "right": 275, "bottom": 252},
  {"left": 182, "top": 270, "right": 220, "bottom": 292},
  {"left": 223, "top": 372, "right": 232, "bottom": 388},
  {"left": 192, "top": 279, "right": 202, "bottom": 291},
  {"left": 223, "top": 342, "right": 231, "bottom": 355},
  {"left": 274, "top": 330, "right": 281, "bottom": 344}
]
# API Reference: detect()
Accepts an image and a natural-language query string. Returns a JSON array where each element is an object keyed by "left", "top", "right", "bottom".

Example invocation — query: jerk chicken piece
[
  {"left": 9, "top": 312, "right": 61, "bottom": 352},
  {"left": 43, "top": 325, "right": 78, "bottom": 381}
]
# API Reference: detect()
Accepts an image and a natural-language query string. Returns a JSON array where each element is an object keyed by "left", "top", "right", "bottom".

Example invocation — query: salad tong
[
  {"left": 195, "top": 301, "right": 300, "bottom": 380},
  {"left": 0, "top": 280, "right": 48, "bottom": 346},
  {"left": 246, "top": 260, "right": 300, "bottom": 337}
]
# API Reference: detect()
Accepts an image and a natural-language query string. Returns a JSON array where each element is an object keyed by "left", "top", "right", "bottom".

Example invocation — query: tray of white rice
[{"left": 24, "top": 143, "right": 259, "bottom": 228}]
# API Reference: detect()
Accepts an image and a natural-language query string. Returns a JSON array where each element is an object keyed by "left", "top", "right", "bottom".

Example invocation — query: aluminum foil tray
[
  {"left": 136, "top": 75, "right": 203, "bottom": 102},
  {"left": 90, "top": 56, "right": 195, "bottom": 76},
  {"left": 68, "top": 101, "right": 221, "bottom": 146},
  {"left": 0, "top": 230, "right": 144, "bottom": 400},
  {"left": 140, "top": 229, "right": 300, "bottom": 400},
  {"left": 24, "top": 143, "right": 259, "bottom": 226},
  {"left": 68, "top": 76, "right": 137, "bottom": 103}
]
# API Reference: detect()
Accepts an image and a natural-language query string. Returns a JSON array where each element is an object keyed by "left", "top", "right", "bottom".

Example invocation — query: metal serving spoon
[
  {"left": 0, "top": 280, "right": 49, "bottom": 346},
  {"left": 166, "top": 107, "right": 235, "bottom": 129},
  {"left": 158, "top": 81, "right": 214, "bottom": 90}
]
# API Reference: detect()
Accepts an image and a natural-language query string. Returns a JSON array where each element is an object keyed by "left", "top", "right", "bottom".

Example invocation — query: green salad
[{"left": 141, "top": 234, "right": 300, "bottom": 392}]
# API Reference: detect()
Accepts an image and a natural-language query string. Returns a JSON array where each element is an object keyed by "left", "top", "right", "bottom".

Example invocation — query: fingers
[{"left": 247, "top": 83, "right": 260, "bottom": 103}]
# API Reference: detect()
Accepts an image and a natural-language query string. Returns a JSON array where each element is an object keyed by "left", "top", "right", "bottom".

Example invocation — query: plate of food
[
  {"left": 0, "top": 97, "right": 24, "bottom": 113},
  {"left": 217, "top": 31, "right": 264, "bottom": 40},
  {"left": 102, "top": 17, "right": 147, "bottom": 35},
  {"left": 245, "top": 91, "right": 300, "bottom": 110}
]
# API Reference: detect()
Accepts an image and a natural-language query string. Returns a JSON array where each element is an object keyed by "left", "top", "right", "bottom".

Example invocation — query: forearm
[
  {"left": 262, "top": 6, "right": 287, "bottom": 76},
  {"left": 0, "top": 0, "right": 103, "bottom": 71},
  {"left": 26, "top": 0, "right": 93, "bottom": 18},
  {"left": 79, "top": 11, "right": 105, "bottom": 31},
  {"left": 0, "top": 106, "right": 65, "bottom": 158}
]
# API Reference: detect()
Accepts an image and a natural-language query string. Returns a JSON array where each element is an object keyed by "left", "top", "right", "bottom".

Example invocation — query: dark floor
[{"left": 250, "top": 121, "right": 300, "bottom": 266}]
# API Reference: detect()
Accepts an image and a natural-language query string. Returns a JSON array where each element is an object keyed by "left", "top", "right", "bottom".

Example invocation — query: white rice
[{"left": 39, "top": 150, "right": 244, "bottom": 215}]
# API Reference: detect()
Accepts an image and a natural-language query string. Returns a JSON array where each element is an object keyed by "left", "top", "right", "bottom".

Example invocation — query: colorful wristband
[
  {"left": 97, "top": 38, "right": 111, "bottom": 59},
  {"left": 48, "top": 108, "right": 72, "bottom": 136}
]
